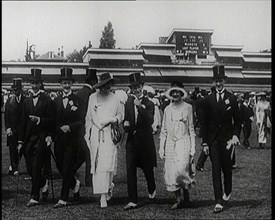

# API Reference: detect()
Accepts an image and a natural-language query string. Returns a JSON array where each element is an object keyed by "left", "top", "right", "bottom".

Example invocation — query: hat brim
[
  {"left": 165, "top": 87, "right": 188, "bottom": 100},
  {"left": 27, "top": 77, "right": 44, "bottom": 83},
  {"left": 129, "top": 81, "right": 144, "bottom": 87},
  {"left": 94, "top": 78, "right": 117, "bottom": 89},
  {"left": 213, "top": 76, "right": 227, "bottom": 80},
  {"left": 11, "top": 86, "right": 23, "bottom": 90},
  {"left": 58, "top": 77, "right": 75, "bottom": 83}
]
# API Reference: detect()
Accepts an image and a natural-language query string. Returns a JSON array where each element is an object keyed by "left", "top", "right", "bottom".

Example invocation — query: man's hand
[
  {"left": 45, "top": 136, "right": 52, "bottom": 147},
  {"left": 203, "top": 146, "right": 209, "bottom": 155},
  {"left": 60, "top": 125, "right": 71, "bottom": 133},
  {"left": 6, "top": 128, "right": 13, "bottom": 136},
  {"left": 29, "top": 115, "right": 40, "bottom": 124},
  {"left": 17, "top": 143, "right": 23, "bottom": 153},
  {"left": 134, "top": 98, "right": 141, "bottom": 107},
  {"left": 159, "top": 147, "right": 165, "bottom": 159},
  {"left": 226, "top": 135, "right": 240, "bottom": 150}
]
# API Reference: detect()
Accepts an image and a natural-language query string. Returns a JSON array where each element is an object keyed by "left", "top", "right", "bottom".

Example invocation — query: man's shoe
[
  {"left": 24, "top": 176, "right": 32, "bottom": 180},
  {"left": 27, "top": 199, "right": 39, "bottom": 207},
  {"left": 13, "top": 171, "right": 19, "bottom": 176},
  {"left": 232, "top": 164, "right": 239, "bottom": 169},
  {"left": 123, "top": 202, "right": 137, "bottom": 210},
  {"left": 54, "top": 200, "right": 67, "bottom": 208},
  {"left": 8, "top": 166, "right": 13, "bottom": 175},
  {"left": 170, "top": 201, "right": 182, "bottom": 210},
  {"left": 73, "top": 179, "right": 80, "bottom": 200},
  {"left": 222, "top": 193, "right": 231, "bottom": 205},
  {"left": 213, "top": 203, "right": 223, "bottom": 213},
  {"left": 148, "top": 189, "right": 156, "bottom": 202}
]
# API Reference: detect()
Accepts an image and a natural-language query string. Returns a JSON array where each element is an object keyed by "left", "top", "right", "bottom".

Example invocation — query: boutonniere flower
[
  {"left": 225, "top": 99, "right": 230, "bottom": 105},
  {"left": 69, "top": 100, "right": 74, "bottom": 106},
  {"left": 71, "top": 106, "right": 78, "bottom": 111}
]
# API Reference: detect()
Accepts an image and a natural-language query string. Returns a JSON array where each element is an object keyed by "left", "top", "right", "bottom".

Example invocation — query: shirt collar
[
  {"left": 63, "top": 91, "right": 72, "bottom": 97},
  {"left": 216, "top": 88, "right": 225, "bottom": 94}
]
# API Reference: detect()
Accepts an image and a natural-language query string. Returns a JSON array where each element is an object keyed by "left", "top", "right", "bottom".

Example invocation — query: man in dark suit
[
  {"left": 53, "top": 67, "right": 82, "bottom": 208},
  {"left": 240, "top": 92, "right": 254, "bottom": 149},
  {"left": 18, "top": 69, "right": 55, "bottom": 207},
  {"left": 200, "top": 64, "right": 241, "bottom": 213},
  {"left": 74, "top": 68, "right": 98, "bottom": 187},
  {"left": 4, "top": 78, "right": 26, "bottom": 175},
  {"left": 123, "top": 72, "right": 157, "bottom": 210}
]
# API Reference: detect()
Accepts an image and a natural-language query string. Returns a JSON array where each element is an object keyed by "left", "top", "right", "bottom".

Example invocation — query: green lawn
[{"left": 1, "top": 112, "right": 272, "bottom": 219}]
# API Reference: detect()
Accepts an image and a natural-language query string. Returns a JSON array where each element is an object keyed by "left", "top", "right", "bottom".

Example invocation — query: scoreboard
[{"left": 176, "top": 33, "right": 211, "bottom": 56}]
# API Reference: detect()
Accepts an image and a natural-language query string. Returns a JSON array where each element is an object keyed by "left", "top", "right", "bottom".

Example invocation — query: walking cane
[
  {"left": 47, "top": 141, "right": 55, "bottom": 200},
  {"left": 15, "top": 145, "right": 22, "bottom": 204}
]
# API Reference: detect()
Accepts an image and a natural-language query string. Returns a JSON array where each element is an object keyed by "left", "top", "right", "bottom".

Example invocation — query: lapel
[{"left": 34, "top": 94, "right": 43, "bottom": 114}]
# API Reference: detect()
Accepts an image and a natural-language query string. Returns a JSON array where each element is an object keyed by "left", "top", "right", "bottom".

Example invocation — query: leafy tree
[
  {"left": 67, "top": 42, "right": 92, "bottom": 62},
  {"left": 99, "top": 21, "right": 116, "bottom": 49}
]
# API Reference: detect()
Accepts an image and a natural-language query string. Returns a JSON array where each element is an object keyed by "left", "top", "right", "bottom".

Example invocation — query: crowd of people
[{"left": 2, "top": 64, "right": 272, "bottom": 213}]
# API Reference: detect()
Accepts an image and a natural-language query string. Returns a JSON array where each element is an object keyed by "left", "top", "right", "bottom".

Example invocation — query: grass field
[{"left": 1, "top": 112, "right": 272, "bottom": 220}]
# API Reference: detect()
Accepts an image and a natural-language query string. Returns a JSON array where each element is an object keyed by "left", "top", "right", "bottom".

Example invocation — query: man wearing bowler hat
[
  {"left": 123, "top": 72, "right": 157, "bottom": 210},
  {"left": 18, "top": 69, "right": 55, "bottom": 207},
  {"left": 200, "top": 64, "right": 241, "bottom": 213},
  {"left": 4, "top": 78, "right": 26, "bottom": 176},
  {"left": 52, "top": 67, "right": 82, "bottom": 208},
  {"left": 74, "top": 68, "right": 98, "bottom": 186}
]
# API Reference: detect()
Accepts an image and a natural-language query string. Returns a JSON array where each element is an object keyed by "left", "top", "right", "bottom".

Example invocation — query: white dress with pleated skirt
[
  {"left": 160, "top": 101, "right": 196, "bottom": 192},
  {"left": 85, "top": 92, "right": 123, "bottom": 194}
]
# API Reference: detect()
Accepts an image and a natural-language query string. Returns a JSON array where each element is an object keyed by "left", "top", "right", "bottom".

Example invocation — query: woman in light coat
[
  {"left": 255, "top": 92, "right": 271, "bottom": 148},
  {"left": 85, "top": 73, "right": 123, "bottom": 208},
  {"left": 159, "top": 81, "right": 196, "bottom": 209}
]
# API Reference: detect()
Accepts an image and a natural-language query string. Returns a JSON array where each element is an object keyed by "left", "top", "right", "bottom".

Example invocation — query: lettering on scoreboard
[{"left": 180, "top": 35, "right": 209, "bottom": 55}]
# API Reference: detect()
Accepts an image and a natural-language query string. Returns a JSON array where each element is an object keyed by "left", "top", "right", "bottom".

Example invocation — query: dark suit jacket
[
  {"left": 200, "top": 89, "right": 242, "bottom": 146},
  {"left": 124, "top": 95, "right": 157, "bottom": 168},
  {"left": 4, "top": 94, "right": 26, "bottom": 131},
  {"left": 19, "top": 93, "right": 55, "bottom": 143},
  {"left": 53, "top": 93, "right": 82, "bottom": 144},
  {"left": 4, "top": 94, "right": 26, "bottom": 146},
  {"left": 240, "top": 103, "right": 254, "bottom": 125}
]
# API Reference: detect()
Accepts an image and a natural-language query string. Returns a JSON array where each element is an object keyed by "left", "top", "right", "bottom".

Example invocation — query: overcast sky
[{"left": 2, "top": 0, "right": 271, "bottom": 61}]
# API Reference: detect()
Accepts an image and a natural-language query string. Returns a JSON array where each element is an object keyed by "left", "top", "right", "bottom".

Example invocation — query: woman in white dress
[
  {"left": 85, "top": 73, "right": 124, "bottom": 208},
  {"left": 255, "top": 92, "right": 271, "bottom": 148},
  {"left": 159, "top": 81, "right": 196, "bottom": 209}
]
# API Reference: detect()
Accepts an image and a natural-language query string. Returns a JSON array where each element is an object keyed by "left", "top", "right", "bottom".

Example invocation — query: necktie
[{"left": 218, "top": 92, "right": 223, "bottom": 104}]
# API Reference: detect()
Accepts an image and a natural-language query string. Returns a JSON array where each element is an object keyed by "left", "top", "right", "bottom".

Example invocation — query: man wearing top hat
[
  {"left": 123, "top": 72, "right": 157, "bottom": 210},
  {"left": 239, "top": 92, "right": 254, "bottom": 150},
  {"left": 52, "top": 67, "right": 82, "bottom": 208},
  {"left": 17, "top": 69, "right": 55, "bottom": 207},
  {"left": 4, "top": 78, "right": 26, "bottom": 175},
  {"left": 74, "top": 68, "right": 98, "bottom": 187},
  {"left": 200, "top": 64, "right": 241, "bottom": 213}
]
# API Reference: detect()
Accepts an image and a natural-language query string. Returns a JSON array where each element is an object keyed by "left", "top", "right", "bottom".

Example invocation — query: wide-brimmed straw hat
[{"left": 165, "top": 86, "right": 188, "bottom": 100}]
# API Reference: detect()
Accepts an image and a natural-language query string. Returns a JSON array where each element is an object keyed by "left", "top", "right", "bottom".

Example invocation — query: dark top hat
[
  {"left": 11, "top": 78, "right": 23, "bottom": 90},
  {"left": 59, "top": 67, "right": 75, "bottom": 83},
  {"left": 85, "top": 68, "right": 98, "bottom": 84},
  {"left": 195, "top": 86, "right": 200, "bottom": 93},
  {"left": 243, "top": 92, "right": 250, "bottom": 100},
  {"left": 129, "top": 72, "right": 144, "bottom": 86},
  {"left": 213, "top": 64, "right": 227, "bottom": 80},
  {"left": 28, "top": 68, "right": 43, "bottom": 83},
  {"left": 93, "top": 72, "right": 115, "bottom": 89}
]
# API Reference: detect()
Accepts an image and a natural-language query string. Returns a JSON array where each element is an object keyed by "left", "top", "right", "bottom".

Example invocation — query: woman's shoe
[
  {"left": 107, "top": 183, "right": 115, "bottom": 201},
  {"left": 100, "top": 199, "right": 107, "bottom": 208}
]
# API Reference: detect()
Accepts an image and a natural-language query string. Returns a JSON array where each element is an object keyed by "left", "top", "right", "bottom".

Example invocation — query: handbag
[{"left": 111, "top": 120, "right": 122, "bottom": 145}]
